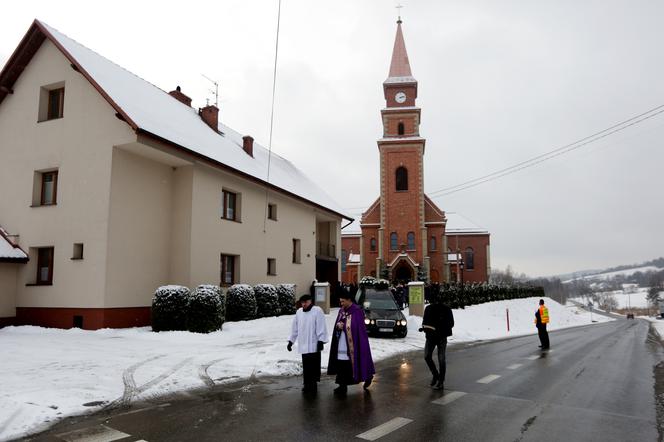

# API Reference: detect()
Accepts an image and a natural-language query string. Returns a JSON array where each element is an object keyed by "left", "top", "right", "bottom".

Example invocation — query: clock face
[{"left": 395, "top": 91, "right": 407, "bottom": 104}]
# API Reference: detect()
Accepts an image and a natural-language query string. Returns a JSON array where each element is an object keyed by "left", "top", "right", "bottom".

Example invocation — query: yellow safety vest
[{"left": 539, "top": 305, "right": 549, "bottom": 324}]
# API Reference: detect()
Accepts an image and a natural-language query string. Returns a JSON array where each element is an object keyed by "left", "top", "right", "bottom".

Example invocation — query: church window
[
  {"left": 430, "top": 236, "right": 437, "bottom": 251},
  {"left": 390, "top": 232, "right": 398, "bottom": 250},
  {"left": 396, "top": 167, "right": 408, "bottom": 191},
  {"left": 465, "top": 247, "right": 475, "bottom": 270},
  {"left": 341, "top": 249, "right": 347, "bottom": 271},
  {"left": 370, "top": 237, "right": 376, "bottom": 251},
  {"left": 407, "top": 232, "right": 415, "bottom": 250},
  {"left": 398, "top": 122, "right": 405, "bottom": 135}
]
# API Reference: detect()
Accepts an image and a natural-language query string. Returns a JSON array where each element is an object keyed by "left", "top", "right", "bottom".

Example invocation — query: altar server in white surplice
[{"left": 287, "top": 294, "right": 328, "bottom": 394}]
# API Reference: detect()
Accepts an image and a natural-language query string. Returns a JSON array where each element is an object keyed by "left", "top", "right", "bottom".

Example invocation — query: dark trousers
[
  {"left": 334, "top": 359, "right": 355, "bottom": 386},
  {"left": 537, "top": 324, "right": 550, "bottom": 348},
  {"left": 302, "top": 352, "right": 321, "bottom": 387},
  {"left": 424, "top": 337, "right": 447, "bottom": 382}
]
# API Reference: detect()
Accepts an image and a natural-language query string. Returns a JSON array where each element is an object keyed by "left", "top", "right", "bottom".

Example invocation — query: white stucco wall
[{"left": 0, "top": 39, "right": 135, "bottom": 308}]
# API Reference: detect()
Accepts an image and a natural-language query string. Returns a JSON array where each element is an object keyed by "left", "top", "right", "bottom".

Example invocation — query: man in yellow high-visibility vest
[{"left": 535, "top": 299, "right": 550, "bottom": 349}]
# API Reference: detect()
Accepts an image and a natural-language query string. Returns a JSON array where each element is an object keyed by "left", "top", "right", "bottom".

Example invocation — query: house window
[
  {"left": 48, "top": 88, "right": 65, "bottom": 120},
  {"left": 220, "top": 254, "right": 236, "bottom": 286},
  {"left": 222, "top": 190, "right": 238, "bottom": 221},
  {"left": 36, "top": 247, "right": 54, "bottom": 285},
  {"left": 430, "top": 236, "right": 437, "bottom": 251},
  {"left": 390, "top": 232, "right": 398, "bottom": 250},
  {"left": 396, "top": 167, "right": 408, "bottom": 191},
  {"left": 292, "top": 239, "right": 301, "bottom": 264},
  {"left": 72, "top": 243, "right": 84, "bottom": 260},
  {"left": 40, "top": 170, "right": 58, "bottom": 205},
  {"left": 268, "top": 203, "right": 277, "bottom": 221},
  {"left": 267, "top": 258, "right": 277, "bottom": 276},
  {"left": 398, "top": 122, "right": 405, "bottom": 135},
  {"left": 407, "top": 232, "right": 415, "bottom": 250},
  {"left": 465, "top": 247, "right": 475, "bottom": 270},
  {"left": 370, "top": 238, "right": 376, "bottom": 252},
  {"left": 39, "top": 83, "right": 66, "bottom": 121}
]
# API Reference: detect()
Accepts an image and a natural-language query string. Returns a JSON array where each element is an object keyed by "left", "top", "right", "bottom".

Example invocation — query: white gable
[{"left": 39, "top": 21, "right": 349, "bottom": 220}]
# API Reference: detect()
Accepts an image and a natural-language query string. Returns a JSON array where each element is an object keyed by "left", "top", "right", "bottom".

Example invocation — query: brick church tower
[{"left": 341, "top": 18, "right": 491, "bottom": 284}]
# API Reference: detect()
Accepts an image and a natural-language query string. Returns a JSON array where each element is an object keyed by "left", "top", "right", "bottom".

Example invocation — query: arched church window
[
  {"left": 430, "top": 236, "right": 437, "bottom": 251},
  {"left": 390, "top": 232, "right": 398, "bottom": 250},
  {"left": 396, "top": 167, "right": 408, "bottom": 191},
  {"left": 398, "top": 122, "right": 405, "bottom": 135},
  {"left": 407, "top": 232, "right": 415, "bottom": 250},
  {"left": 465, "top": 247, "right": 475, "bottom": 270},
  {"left": 370, "top": 237, "right": 376, "bottom": 251}
]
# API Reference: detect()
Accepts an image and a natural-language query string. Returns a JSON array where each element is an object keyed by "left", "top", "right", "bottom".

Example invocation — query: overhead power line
[
  {"left": 342, "top": 103, "right": 664, "bottom": 211},
  {"left": 428, "top": 104, "right": 664, "bottom": 198}
]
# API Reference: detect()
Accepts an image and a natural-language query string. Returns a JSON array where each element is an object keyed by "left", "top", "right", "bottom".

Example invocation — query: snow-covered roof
[
  {"left": 445, "top": 212, "right": 488, "bottom": 234},
  {"left": 31, "top": 21, "right": 350, "bottom": 221},
  {"left": 0, "top": 226, "right": 28, "bottom": 261},
  {"left": 341, "top": 211, "right": 488, "bottom": 236},
  {"left": 384, "top": 75, "right": 417, "bottom": 85},
  {"left": 348, "top": 253, "right": 360, "bottom": 264}
]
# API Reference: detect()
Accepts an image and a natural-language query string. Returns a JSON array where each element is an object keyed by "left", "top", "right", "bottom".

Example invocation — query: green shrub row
[{"left": 152, "top": 283, "right": 297, "bottom": 332}]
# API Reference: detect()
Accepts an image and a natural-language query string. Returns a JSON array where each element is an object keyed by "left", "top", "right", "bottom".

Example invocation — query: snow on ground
[
  {"left": 562, "top": 265, "right": 663, "bottom": 283},
  {"left": 0, "top": 297, "right": 609, "bottom": 441},
  {"left": 570, "top": 287, "right": 654, "bottom": 309}
]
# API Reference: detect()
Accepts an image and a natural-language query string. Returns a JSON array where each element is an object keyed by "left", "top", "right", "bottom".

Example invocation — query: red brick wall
[
  {"left": 381, "top": 144, "right": 424, "bottom": 267},
  {"left": 446, "top": 233, "right": 491, "bottom": 283},
  {"left": 16, "top": 307, "right": 151, "bottom": 330}
]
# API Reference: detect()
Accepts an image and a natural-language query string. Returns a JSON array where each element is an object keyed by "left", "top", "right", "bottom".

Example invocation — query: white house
[{"left": 0, "top": 20, "right": 350, "bottom": 329}]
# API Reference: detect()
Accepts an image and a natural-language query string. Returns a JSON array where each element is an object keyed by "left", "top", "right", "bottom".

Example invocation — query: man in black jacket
[{"left": 419, "top": 295, "right": 454, "bottom": 390}]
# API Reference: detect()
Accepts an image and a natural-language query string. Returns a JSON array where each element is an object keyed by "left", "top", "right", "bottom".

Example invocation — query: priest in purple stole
[{"left": 327, "top": 292, "right": 375, "bottom": 395}]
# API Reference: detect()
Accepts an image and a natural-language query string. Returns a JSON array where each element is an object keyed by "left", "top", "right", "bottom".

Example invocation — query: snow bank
[{"left": 0, "top": 297, "right": 608, "bottom": 441}]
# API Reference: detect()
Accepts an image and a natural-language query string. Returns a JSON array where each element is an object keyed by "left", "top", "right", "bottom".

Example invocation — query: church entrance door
[{"left": 393, "top": 262, "right": 413, "bottom": 282}]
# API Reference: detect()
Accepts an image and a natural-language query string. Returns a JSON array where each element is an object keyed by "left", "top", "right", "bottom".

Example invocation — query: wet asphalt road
[{"left": 27, "top": 318, "right": 662, "bottom": 442}]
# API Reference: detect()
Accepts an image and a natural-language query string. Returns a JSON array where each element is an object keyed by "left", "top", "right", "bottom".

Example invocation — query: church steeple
[
  {"left": 383, "top": 20, "right": 418, "bottom": 106},
  {"left": 386, "top": 20, "right": 415, "bottom": 82}
]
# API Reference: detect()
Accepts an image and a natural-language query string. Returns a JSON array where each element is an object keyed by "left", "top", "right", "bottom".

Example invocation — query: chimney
[
  {"left": 168, "top": 86, "right": 192, "bottom": 107},
  {"left": 242, "top": 135, "right": 254, "bottom": 157},
  {"left": 199, "top": 104, "right": 219, "bottom": 132}
]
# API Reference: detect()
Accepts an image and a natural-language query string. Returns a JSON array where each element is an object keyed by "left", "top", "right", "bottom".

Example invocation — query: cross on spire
[{"left": 396, "top": 3, "right": 403, "bottom": 24}]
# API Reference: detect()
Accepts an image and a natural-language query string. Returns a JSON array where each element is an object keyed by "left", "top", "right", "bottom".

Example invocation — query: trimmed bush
[
  {"left": 187, "top": 285, "right": 224, "bottom": 333},
  {"left": 152, "top": 285, "right": 190, "bottom": 332},
  {"left": 254, "top": 284, "right": 280, "bottom": 318},
  {"left": 276, "top": 284, "right": 296, "bottom": 315},
  {"left": 226, "top": 284, "right": 257, "bottom": 321}
]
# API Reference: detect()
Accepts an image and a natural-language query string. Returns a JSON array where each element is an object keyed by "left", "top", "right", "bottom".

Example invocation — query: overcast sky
[{"left": 2, "top": 1, "right": 663, "bottom": 278}]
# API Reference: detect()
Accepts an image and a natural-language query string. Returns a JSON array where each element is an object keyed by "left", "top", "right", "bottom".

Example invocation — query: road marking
[
  {"left": 356, "top": 417, "right": 413, "bottom": 440},
  {"left": 507, "top": 363, "right": 523, "bottom": 370},
  {"left": 56, "top": 424, "right": 130, "bottom": 442},
  {"left": 526, "top": 355, "right": 540, "bottom": 360},
  {"left": 476, "top": 374, "right": 501, "bottom": 384},
  {"left": 432, "top": 390, "right": 467, "bottom": 405}
]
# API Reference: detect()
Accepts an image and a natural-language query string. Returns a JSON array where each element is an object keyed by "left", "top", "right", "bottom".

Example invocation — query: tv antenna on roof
[{"left": 201, "top": 74, "right": 219, "bottom": 107}]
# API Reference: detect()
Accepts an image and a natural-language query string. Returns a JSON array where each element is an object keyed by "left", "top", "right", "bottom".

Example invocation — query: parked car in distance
[
  {"left": 626, "top": 313, "right": 635, "bottom": 319},
  {"left": 359, "top": 288, "right": 408, "bottom": 338}
]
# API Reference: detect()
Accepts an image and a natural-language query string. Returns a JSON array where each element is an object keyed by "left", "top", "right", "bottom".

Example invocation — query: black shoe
[
  {"left": 434, "top": 381, "right": 444, "bottom": 390},
  {"left": 334, "top": 385, "right": 347, "bottom": 396},
  {"left": 430, "top": 374, "right": 439, "bottom": 387},
  {"left": 363, "top": 377, "right": 373, "bottom": 390}
]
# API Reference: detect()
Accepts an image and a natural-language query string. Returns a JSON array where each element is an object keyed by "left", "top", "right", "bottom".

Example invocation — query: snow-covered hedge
[
  {"left": 152, "top": 285, "right": 190, "bottom": 332},
  {"left": 226, "top": 284, "right": 258, "bottom": 321},
  {"left": 187, "top": 285, "right": 225, "bottom": 333},
  {"left": 254, "top": 284, "right": 280, "bottom": 318},
  {"left": 276, "top": 284, "right": 296, "bottom": 315}
]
